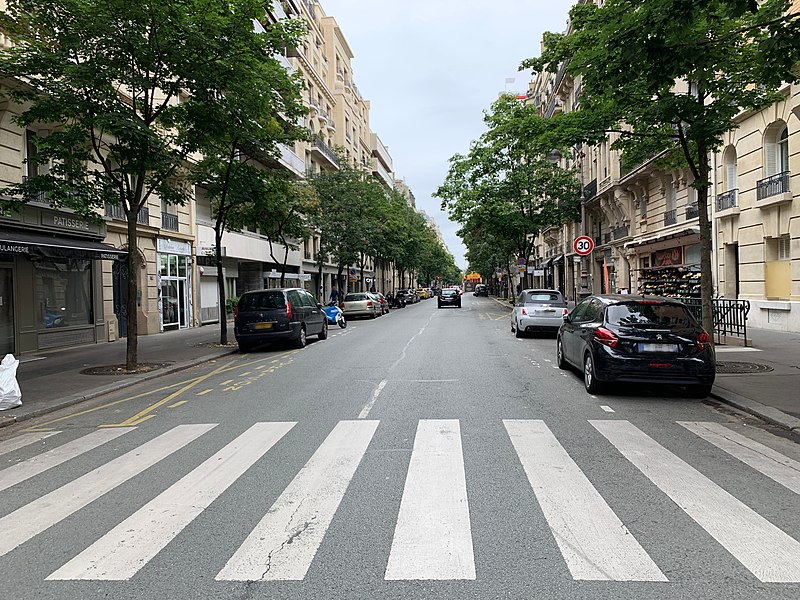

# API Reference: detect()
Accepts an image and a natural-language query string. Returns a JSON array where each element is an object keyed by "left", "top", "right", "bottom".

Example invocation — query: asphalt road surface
[{"left": 1, "top": 293, "right": 799, "bottom": 600}]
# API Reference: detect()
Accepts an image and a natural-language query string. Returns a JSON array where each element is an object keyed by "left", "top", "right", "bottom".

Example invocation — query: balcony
[
  {"left": 685, "top": 202, "right": 699, "bottom": 220},
  {"left": 756, "top": 171, "right": 792, "bottom": 207},
  {"left": 583, "top": 178, "right": 597, "bottom": 201},
  {"left": 664, "top": 209, "right": 677, "bottom": 225},
  {"left": 716, "top": 189, "right": 739, "bottom": 217},
  {"left": 161, "top": 211, "right": 179, "bottom": 231},
  {"left": 105, "top": 203, "right": 150, "bottom": 225},
  {"left": 613, "top": 225, "right": 629, "bottom": 240},
  {"left": 311, "top": 135, "right": 340, "bottom": 169}
]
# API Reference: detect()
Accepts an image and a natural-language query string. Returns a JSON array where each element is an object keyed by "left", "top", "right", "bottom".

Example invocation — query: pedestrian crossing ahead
[{"left": 1, "top": 418, "right": 799, "bottom": 586}]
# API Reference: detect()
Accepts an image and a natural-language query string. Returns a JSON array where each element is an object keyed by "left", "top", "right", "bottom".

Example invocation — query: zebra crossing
[{"left": 1, "top": 418, "right": 799, "bottom": 585}]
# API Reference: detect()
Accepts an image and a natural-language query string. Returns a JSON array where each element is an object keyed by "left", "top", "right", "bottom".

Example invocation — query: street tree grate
[{"left": 715, "top": 361, "right": 774, "bottom": 374}]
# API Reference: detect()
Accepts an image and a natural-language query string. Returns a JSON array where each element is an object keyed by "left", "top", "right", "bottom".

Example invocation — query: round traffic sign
[{"left": 573, "top": 235, "right": 594, "bottom": 256}]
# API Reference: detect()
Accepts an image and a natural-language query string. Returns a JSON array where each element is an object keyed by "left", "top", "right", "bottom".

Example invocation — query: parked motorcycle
[
  {"left": 322, "top": 301, "right": 347, "bottom": 328},
  {"left": 386, "top": 292, "right": 405, "bottom": 308}
]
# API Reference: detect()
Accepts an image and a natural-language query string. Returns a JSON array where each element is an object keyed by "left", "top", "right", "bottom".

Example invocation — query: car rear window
[
  {"left": 607, "top": 302, "right": 695, "bottom": 328},
  {"left": 344, "top": 293, "right": 368, "bottom": 301},
  {"left": 441, "top": 289, "right": 457, "bottom": 296},
  {"left": 238, "top": 291, "right": 285, "bottom": 311},
  {"left": 525, "top": 292, "right": 564, "bottom": 304}
]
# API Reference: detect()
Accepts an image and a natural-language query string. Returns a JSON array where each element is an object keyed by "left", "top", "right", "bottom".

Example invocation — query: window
[
  {"left": 723, "top": 146, "right": 738, "bottom": 191},
  {"left": 35, "top": 258, "right": 93, "bottom": 330},
  {"left": 582, "top": 299, "right": 603, "bottom": 323},
  {"left": 778, "top": 235, "right": 791, "bottom": 261},
  {"left": 765, "top": 122, "right": 790, "bottom": 176}
]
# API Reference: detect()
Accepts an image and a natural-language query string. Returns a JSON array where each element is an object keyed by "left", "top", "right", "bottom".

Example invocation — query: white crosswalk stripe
[
  {"left": 48, "top": 422, "right": 295, "bottom": 581},
  {"left": 1, "top": 418, "right": 799, "bottom": 586},
  {"left": 679, "top": 421, "right": 800, "bottom": 496},
  {"left": 0, "top": 424, "right": 215, "bottom": 557},
  {"left": 385, "top": 419, "right": 475, "bottom": 580},
  {"left": 216, "top": 420, "right": 379, "bottom": 581},
  {"left": 0, "top": 428, "right": 135, "bottom": 493},
  {"left": 0, "top": 430, "right": 60, "bottom": 457},
  {"left": 591, "top": 419, "right": 800, "bottom": 583},
  {"left": 505, "top": 420, "right": 666, "bottom": 581}
]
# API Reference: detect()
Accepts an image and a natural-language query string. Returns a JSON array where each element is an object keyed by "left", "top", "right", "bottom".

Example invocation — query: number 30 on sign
[{"left": 573, "top": 235, "right": 594, "bottom": 256}]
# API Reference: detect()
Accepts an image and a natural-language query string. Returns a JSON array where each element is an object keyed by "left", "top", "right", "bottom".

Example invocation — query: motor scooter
[
  {"left": 386, "top": 292, "right": 405, "bottom": 308},
  {"left": 322, "top": 301, "right": 347, "bottom": 328}
]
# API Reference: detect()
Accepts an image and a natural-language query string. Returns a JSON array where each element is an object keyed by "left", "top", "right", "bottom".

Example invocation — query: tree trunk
[
  {"left": 697, "top": 145, "right": 715, "bottom": 341},
  {"left": 125, "top": 207, "right": 140, "bottom": 370},
  {"left": 215, "top": 226, "right": 227, "bottom": 345}
]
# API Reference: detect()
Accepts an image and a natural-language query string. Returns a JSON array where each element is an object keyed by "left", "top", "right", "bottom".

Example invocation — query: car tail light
[
  {"left": 340, "top": 303, "right": 345, "bottom": 310},
  {"left": 697, "top": 329, "right": 711, "bottom": 350},
  {"left": 366, "top": 300, "right": 373, "bottom": 307},
  {"left": 637, "top": 300, "right": 663, "bottom": 305},
  {"left": 562, "top": 308, "right": 569, "bottom": 317},
  {"left": 233, "top": 305, "right": 238, "bottom": 318},
  {"left": 594, "top": 327, "right": 619, "bottom": 348},
  {"left": 286, "top": 302, "right": 293, "bottom": 319},
  {"left": 521, "top": 308, "right": 528, "bottom": 316}
]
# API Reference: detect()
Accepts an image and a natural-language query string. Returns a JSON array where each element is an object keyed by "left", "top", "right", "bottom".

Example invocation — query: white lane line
[
  {"left": 48, "top": 422, "right": 296, "bottom": 581},
  {"left": 0, "top": 431, "right": 60, "bottom": 457},
  {"left": 591, "top": 420, "right": 800, "bottom": 583},
  {"left": 679, "top": 422, "right": 800, "bottom": 496},
  {"left": 385, "top": 419, "right": 475, "bottom": 580},
  {"left": 217, "top": 420, "right": 379, "bottom": 581},
  {"left": 715, "top": 347, "right": 762, "bottom": 353},
  {"left": 0, "top": 428, "right": 135, "bottom": 493},
  {"left": 358, "top": 379, "right": 387, "bottom": 419},
  {"left": 0, "top": 424, "right": 215, "bottom": 558},
  {"left": 600, "top": 406, "right": 615, "bottom": 413},
  {"left": 505, "top": 420, "right": 665, "bottom": 581}
]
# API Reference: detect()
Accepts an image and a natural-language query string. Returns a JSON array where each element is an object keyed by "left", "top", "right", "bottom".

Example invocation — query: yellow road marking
[
  {"left": 196, "top": 389, "right": 213, "bottom": 396},
  {"left": 220, "top": 379, "right": 234, "bottom": 386},
  {"left": 104, "top": 358, "right": 240, "bottom": 427},
  {"left": 168, "top": 400, "right": 188, "bottom": 408},
  {"left": 238, "top": 372, "right": 252, "bottom": 376}
]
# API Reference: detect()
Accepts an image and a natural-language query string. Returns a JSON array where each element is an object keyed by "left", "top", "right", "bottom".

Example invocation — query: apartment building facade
[
  {"left": 527, "top": 2, "right": 800, "bottom": 333},
  {"left": 0, "top": 0, "right": 410, "bottom": 355}
]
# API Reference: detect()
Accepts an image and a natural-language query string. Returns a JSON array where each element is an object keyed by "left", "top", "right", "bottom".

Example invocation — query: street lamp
[{"left": 576, "top": 151, "right": 591, "bottom": 300}]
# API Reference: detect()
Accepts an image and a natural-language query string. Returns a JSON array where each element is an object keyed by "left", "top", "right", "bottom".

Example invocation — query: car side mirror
[
  {"left": 317, "top": 303, "right": 323, "bottom": 309},
  {"left": 563, "top": 314, "right": 571, "bottom": 322}
]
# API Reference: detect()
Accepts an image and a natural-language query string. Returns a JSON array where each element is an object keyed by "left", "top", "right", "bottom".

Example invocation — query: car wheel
[
  {"left": 238, "top": 341, "right": 254, "bottom": 353},
  {"left": 456, "top": 302, "right": 461, "bottom": 308},
  {"left": 438, "top": 304, "right": 442, "bottom": 309},
  {"left": 687, "top": 383, "right": 713, "bottom": 398},
  {"left": 583, "top": 352, "right": 602, "bottom": 394},
  {"left": 514, "top": 320, "right": 524, "bottom": 338},
  {"left": 293, "top": 326, "right": 307, "bottom": 349},
  {"left": 556, "top": 337, "right": 568, "bottom": 369},
  {"left": 318, "top": 320, "right": 328, "bottom": 340}
]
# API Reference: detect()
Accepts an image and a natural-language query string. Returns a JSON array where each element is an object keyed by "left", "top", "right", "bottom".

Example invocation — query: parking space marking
[{"left": 600, "top": 406, "right": 615, "bottom": 413}]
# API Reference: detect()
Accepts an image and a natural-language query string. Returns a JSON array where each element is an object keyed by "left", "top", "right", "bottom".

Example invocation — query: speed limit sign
[{"left": 573, "top": 235, "right": 594, "bottom": 256}]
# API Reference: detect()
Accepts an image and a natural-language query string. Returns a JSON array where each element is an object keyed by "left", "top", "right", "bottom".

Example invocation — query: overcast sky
[{"left": 319, "top": 0, "right": 575, "bottom": 270}]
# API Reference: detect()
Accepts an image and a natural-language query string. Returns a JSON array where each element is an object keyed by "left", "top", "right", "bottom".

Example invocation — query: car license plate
[
  {"left": 535, "top": 309, "right": 556, "bottom": 314},
  {"left": 638, "top": 343, "right": 679, "bottom": 352},
  {"left": 254, "top": 323, "right": 273, "bottom": 330}
]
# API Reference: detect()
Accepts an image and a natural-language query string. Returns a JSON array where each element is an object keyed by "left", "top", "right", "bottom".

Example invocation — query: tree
[
  {"left": 180, "top": 15, "right": 307, "bottom": 345},
  {"left": 436, "top": 95, "right": 581, "bottom": 293},
  {"left": 0, "top": 0, "right": 290, "bottom": 368},
  {"left": 523, "top": 0, "right": 800, "bottom": 335}
]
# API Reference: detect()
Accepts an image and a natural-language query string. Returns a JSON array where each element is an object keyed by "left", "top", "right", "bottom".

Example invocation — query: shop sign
[
  {"left": 157, "top": 238, "right": 191, "bottom": 255},
  {"left": 532, "top": 269, "right": 545, "bottom": 276},
  {"left": 0, "top": 243, "right": 30, "bottom": 254},
  {"left": 653, "top": 247, "right": 683, "bottom": 267}
]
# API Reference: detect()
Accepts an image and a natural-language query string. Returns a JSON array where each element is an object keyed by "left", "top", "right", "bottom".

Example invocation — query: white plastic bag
[{"left": 0, "top": 353, "right": 22, "bottom": 411}]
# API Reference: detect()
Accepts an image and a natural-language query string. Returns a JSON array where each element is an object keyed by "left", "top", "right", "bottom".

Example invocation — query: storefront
[
  {"left": 0, "top": 208, "right": 126, "bottom": 354},
  {"left": 157, "top": 238, "right": 193, "bottom": 331},
  {"left": 627, "top": 228, "right": 702, "bottom": 299}
]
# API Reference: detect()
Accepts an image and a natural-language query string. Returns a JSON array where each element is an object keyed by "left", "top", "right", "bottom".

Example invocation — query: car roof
[
  {"left": 591, "top": 294, "right": 684, "bottom": 305},
  {"left": 522, "top": 289, "right": 563, "bottom": 295}
]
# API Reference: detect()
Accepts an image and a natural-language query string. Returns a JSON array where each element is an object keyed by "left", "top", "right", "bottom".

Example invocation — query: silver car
[
  {"left": 511, "top": 289, "right": 568, "bottom": 337},
  {"left": 341, "top": 292, "right": 381, "bottom": 319}
]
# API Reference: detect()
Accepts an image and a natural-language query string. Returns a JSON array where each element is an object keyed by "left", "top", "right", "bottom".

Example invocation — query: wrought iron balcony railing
[
  {"left": 717, "top": 189, "right": 738, "bottom": 211},
  {"left": 664, "top": 209, "right": 677, "bottom": 225},
  {"left": 756, "top": 171, "right": 789, "bottom": 200}
]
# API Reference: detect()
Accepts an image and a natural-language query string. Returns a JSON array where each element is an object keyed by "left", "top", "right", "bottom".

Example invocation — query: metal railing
[
  {"left": 314, "top": 136, "right": 340, "bottom": 167},
  {"left": 685, "top": 202, "right": 699, "bottom": 219},
  {"left": 161, "top": 211, "right": 178, "bottom": 231},
  {"left": 681, "top": 298, "right": 751, "bottom": 344},
  {"left": 104, "top": 203, "right": 149, "bottom": 225},
  {"left": 717, "top": 189, "right": 738, "bottom": 211},
  {"left": 756, "top": 171, "right": 789, "bottom": 200},
  {"left": 613, "top": 225, "right": 629, "bottom": 240},
  {"left": 664, "top": 209, "right": 677, "bottom": 225}
]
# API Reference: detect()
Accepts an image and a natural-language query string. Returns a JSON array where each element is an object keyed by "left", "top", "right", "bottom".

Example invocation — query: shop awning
[
  {"left": 552, "top": 254, "right": 565, "bottom": 264},
  {"left": 624, "top": 227, "right": 700, "bottom": 249},
  {"left": 540, "top": 257, "right": 553, "bottom": 268},
  {"left": 0, "top": 230, "right": 127, "bottom": 260}
]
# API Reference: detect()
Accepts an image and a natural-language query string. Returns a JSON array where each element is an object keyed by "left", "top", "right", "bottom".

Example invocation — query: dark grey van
[{"left": 234, "top": 288, "right": 327, "bottom": 351}]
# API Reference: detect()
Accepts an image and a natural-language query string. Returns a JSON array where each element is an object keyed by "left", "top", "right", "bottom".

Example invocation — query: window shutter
[
  {"left": 765, "top": 141, "right": 777, "bottom": 176},
  {"left": 726, "top": 163, "right": 737, "bottom": 191}
]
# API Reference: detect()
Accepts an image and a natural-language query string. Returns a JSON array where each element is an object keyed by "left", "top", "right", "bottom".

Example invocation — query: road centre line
[{"left": 358, "top": 380, "right": 387, "bottom": 419}]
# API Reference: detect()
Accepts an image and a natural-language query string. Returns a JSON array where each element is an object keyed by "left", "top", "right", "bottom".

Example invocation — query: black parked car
[
  {"left": 557, "top": 294, "right": 715, "bottom": 397},
  {"left": 234, "top": 288, "right": 327, "bottom": 351}
]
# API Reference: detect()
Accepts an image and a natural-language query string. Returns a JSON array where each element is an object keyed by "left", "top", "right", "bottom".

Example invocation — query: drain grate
[{"left": 716, "top": 361, "right": 774, "bottom": 374}]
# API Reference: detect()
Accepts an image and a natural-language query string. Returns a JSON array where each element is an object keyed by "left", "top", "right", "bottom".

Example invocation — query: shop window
[{"left": 34, "top": 258, "right": 92, "bottom": 329}]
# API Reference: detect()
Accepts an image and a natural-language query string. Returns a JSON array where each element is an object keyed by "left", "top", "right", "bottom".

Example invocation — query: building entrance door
[{"left": 0, "top": 267, "right": 15, "bottom": 355}]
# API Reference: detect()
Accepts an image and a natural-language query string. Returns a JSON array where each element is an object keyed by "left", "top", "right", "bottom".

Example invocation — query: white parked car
[{"left": 511, "top": 289, "right": 569, "bottom": 337}]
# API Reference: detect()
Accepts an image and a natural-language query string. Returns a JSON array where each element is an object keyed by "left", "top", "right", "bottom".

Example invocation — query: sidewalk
[
  {"left": 1, "top": 312, "right": 799, "bottom": 440},
  {"left": 0, "top": 324, "right": 238, "bottom": 429}
]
